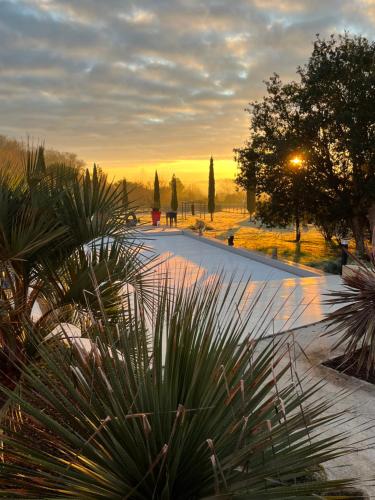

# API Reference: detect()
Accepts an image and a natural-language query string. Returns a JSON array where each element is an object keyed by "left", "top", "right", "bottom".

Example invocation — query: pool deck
[{"left": 139, "top": 228, "right": 344, "bottom": 337}]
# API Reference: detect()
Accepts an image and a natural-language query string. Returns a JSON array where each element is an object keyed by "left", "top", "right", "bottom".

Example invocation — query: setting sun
[{"left": 290, "top": 156, "right": 303, "bottom": 167}]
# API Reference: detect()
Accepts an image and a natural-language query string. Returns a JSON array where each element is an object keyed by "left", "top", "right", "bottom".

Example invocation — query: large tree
[
  {"left": 153, "top": 170, "right": 161, "bottom": 210},
  {"left": 235, "top": 34, "right": 375, "bottom": 254},
  {"left": 236, "top": 77, "right": 313, "bottom": 242},
  {"left": 299, "top": 34, "right": 375, "bottom": 253},
  {"left": 208, "top": 156, "right": 215, "bottom": 221}
]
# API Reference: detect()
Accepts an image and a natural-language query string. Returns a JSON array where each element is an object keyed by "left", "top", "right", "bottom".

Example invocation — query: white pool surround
[{"left": 139, "top": 229, "right": 344, "bottom": 338}]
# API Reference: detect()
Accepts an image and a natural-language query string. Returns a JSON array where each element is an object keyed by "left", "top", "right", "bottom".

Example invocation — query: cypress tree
[
  {"left": 208, "top": 156, "right": 215, "bottom": 221},
  {"left": 153, "top": 171, "right": 161, "bottom": 210},
  {"left": 171, "top": 174, "right": 178, "bottom": 212}
]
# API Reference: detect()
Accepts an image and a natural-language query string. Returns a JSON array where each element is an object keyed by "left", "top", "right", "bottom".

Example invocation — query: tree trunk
[
  {"left": 351, "top": 216, "right": 366, "bottom": 257},
  {"left": 210, "top": 213, "right": 213, "bottom": 222},
  {"left": 295, "top": 215, "right": 301, "bottom": 242}
]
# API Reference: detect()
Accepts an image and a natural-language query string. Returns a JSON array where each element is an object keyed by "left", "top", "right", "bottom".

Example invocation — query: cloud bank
[{"left": 0, "top": 0, "right": 374, "bottom": 179}]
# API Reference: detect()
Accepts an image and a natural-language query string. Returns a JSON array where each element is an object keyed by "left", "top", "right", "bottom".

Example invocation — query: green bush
[
  {"left": 307, "top": 259, "right": 342, "bottom": 274},
  {"left": 326, "top": 259, "right": 375, "bottom": 376},
  {"left": 0, "top": 277, "right": 354, "bottom": 498}
]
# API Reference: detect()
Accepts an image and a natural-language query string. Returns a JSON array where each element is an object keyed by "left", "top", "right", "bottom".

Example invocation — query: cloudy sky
[{"left": 1, "top": 0, "right": 375, "bottom": 183}]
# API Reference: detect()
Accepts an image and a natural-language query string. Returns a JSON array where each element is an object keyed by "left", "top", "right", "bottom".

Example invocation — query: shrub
[
  {"left": 0, "top": 146, "right": 153, "bottom": 392},
  {"left": 190, "top": 219, "right": 214, "bottom": 232},
  {"left": 325, "top": 258, "right": 375, "bottom": 376},
  {"left": 307, "top": 259, "right": 342, "bottom": 274},
  {"left": 0, "top": 277, "right": 354, "bottom": 498}
]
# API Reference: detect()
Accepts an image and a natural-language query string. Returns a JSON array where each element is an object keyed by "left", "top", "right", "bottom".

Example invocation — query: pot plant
[{"left": 325, "top": 252, "right": 375, "bottom": 380}]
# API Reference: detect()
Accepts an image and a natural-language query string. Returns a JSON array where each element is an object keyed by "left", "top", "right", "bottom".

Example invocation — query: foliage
[
  {"left": 235, "top": 75, "right": 313, "bottom": 243},
  {"left": 0, "top": 276, "right": 355, "bottom": 498},
  {"left": 0, "top": 134, "right": 84, "bottom": 171},
  {"left": 0, "top": 146, "right": 154, "bottom": 394},
  {"left": 235, "top": 147, "right": 256, "bottom": 219},
  {"left": 325, "top": 257, "right": 375, "bottom": 375},
  {"left": 153, "top": 170, "right": 161, "bottom": 210},
  {"left": 170, "top": 174, "right": 178, "bottom": 211},
  {"left": 307, "top": 259, "right": 342, "bottom": 275},
  {"left": 246, "top": 187, "right": 256, "bottom": 218},
  {"left": 254, "top": 155, "right": 310, "bottom": 243},
  {"left": 89, "top": 176, "right": 240, "bottom": 212},
  {"left": 299, "top": 33, "right": 375, "bottom": 254},
  {"left": 315, "top": 218, "right": 350, "bottom": 244},
  {"left": 235, "top": 33, "right": 375, "bottom": 254},
  {"left": 208, "top": 156, "right": 215, "bottom": 221}
]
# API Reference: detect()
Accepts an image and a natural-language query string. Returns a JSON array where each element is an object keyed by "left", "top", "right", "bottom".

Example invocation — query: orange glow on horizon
[{"left": 98, "top": 158, "right": 238, "bottom": 185}]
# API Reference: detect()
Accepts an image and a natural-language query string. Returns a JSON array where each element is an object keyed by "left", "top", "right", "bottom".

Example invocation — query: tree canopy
[{"left": 235, "top": 33, "right": 375, "bottom": 253}]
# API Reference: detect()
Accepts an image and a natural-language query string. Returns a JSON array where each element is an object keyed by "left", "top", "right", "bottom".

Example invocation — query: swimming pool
[{"left": 140, "top": 230, "right": 344, "bottom": 337}]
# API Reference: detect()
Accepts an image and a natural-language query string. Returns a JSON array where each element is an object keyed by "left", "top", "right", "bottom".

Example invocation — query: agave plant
[
  {"left": 0, "top": 146, "right": 154, "bottom": 401},
  {"left": 325, "top": 255, "right": 375, "bottom": 376},
  {"left": 0, "top": 276, "right": 354, "bottom": 498}
]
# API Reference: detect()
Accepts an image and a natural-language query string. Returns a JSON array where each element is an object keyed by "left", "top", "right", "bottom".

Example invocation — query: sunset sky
[{"left": 1, "top": 0, "right": 375, "bottom": 184}]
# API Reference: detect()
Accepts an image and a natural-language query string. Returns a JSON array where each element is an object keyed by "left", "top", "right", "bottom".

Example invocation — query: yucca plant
[
  {"left": 0, "top": 276, "right": 355, "bottom": 498},
  {"left": 325, "top": 255, "right": 375, "bottom": 377},
  {"left": 0, "top": 146, "right": 155, "bottom": 405}
]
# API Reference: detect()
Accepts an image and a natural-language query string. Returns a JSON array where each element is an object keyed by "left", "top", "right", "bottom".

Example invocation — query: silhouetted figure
[
  {"left": 166, "top": 211, "right": 178, "bottom": 227},
  {"left": 228, "top": 235, "right": 234, "bottom": 246}
]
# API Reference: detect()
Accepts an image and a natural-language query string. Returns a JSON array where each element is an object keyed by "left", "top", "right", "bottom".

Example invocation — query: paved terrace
[{"left": 139, "top": 228, "right": 344, "bottom": 338}]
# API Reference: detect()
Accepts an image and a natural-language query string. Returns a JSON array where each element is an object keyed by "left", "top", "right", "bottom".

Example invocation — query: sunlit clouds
[{"left": 1, "top": 0, "right": 374, "bottom": 182}]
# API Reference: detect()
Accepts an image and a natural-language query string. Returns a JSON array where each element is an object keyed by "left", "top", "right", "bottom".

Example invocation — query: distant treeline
[
  {"left": 116, "top": 177, "right": 244, "bottom": 209},
  {"left": 0, "top": 135, "right": 244, "bottom": 209},
  {"left": 0, "top": 135, "right": 85, "bottom": 171}
]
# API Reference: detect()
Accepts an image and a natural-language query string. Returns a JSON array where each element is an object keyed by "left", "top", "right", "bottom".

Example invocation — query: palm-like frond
[
  {"left": 35, "top": 238, "right": 158, "bottom": 321},
  {"left": 325, "top": 261, "right": 375, "bottom": 375},
  {"left": 0, "top": 147, "right": 154, "bottom": 358},
  {"left": 6, "top": 206, "right": 67, "bottom": 262},
  {"left": 53, "top": 165, "right": 126, "bottom": 245},
  {"left": 0, "top": 276, "right": 354, "bottom": 498}
]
